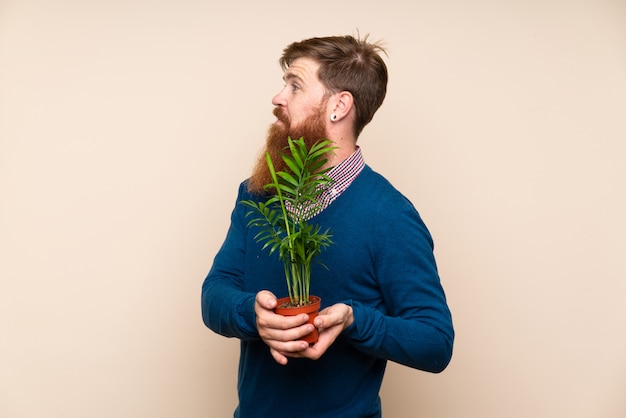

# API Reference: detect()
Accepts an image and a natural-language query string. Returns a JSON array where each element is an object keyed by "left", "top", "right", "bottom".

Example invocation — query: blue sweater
[{"left": 202, "top": 165, "right": 454, "bottom": 418}]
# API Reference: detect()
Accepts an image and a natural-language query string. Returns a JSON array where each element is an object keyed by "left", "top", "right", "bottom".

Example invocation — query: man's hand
[
  {"left": 298, "top": 302, "right": 354, "bottom": 360},
  {"left": 254, "top": 290, "right": 314, "bottom": 365},
  {"left": 255, "top": 291, "right": 354, "bottom": 365}
]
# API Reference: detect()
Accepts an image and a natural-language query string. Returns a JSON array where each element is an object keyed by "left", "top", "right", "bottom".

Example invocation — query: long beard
[{"left": 248, "top": 105, "right": 329, "bottom": 194}]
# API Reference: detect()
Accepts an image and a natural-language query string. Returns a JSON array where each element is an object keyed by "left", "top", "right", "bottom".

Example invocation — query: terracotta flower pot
[{"left": 274, "top": 295, "right": 321, "bottom": 345}]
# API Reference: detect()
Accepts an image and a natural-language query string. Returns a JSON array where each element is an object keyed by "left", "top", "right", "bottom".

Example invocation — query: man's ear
[{"left": 330, "top": 91, "right": 354, "bottom": 122}]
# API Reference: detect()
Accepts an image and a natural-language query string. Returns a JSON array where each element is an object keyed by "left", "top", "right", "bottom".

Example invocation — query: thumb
[
  {"left": 314, "top": 311, "right": 333, "bottom": 329},
  {"left": 256, "top": 290, "right": 277, "bottom": 309}
]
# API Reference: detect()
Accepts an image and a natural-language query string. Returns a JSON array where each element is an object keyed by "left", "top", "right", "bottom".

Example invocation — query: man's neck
[{"left": 326, "top": 136, "right": 357, "bottom": 168}]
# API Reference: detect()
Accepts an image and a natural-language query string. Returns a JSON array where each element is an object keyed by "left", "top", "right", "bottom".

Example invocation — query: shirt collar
[{"left": 326, "top": 146, "right": 365, "bottom": 193}]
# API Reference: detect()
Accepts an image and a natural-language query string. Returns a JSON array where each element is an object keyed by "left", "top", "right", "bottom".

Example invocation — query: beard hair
[{"left": 247, "top": 103, "right": 330, "bottom": 195}]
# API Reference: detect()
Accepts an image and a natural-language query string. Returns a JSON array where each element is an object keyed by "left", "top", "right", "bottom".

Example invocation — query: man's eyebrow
[{"left": 283, "top": 72, "right": 303, "bottom": 83}]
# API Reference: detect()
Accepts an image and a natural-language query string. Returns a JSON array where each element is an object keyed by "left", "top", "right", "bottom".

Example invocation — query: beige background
[{"left": 1, "top": 1, "right": 625, "bottom": 417}]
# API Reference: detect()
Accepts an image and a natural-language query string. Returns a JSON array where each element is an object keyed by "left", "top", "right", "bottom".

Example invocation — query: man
[{"left": 202, "top": 35, "right": 454, "bottom": 418}]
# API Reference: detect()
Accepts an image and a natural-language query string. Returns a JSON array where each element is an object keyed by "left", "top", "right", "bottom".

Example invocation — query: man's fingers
[
  {"left": 261, "top": 322, "right": 314, "bottom": 342},
  {"left": 270, "top": 349, "right": 288, "bottom": 366},
  {"left": 255, "top": 290, "right": 277, "bottom": 309}
]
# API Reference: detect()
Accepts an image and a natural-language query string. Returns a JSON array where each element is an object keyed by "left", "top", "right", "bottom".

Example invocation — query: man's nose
[{"left": 271, "top": 87, "right": 287, "bottom": 106}]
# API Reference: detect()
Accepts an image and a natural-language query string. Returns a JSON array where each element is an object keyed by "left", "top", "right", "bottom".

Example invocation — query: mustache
[{"left": 273, "top": 107, "right": 289, "bottom": 124}]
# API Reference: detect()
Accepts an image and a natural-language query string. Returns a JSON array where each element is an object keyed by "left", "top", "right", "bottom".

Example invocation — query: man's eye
[{"left": 291, "top": 84, "right": 301, "bottom": 91}]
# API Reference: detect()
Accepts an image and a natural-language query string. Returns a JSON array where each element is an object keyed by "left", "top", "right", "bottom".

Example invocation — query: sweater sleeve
[
  {"left": 342, "top": 199, "right": 454, "bottom": 373},
  {"left": 201, "top": 182, "right": 259, "bottom": 340}
]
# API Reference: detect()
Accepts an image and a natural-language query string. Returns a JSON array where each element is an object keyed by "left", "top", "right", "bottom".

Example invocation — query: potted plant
[{"left": 240, "top": 137, "right": 336, "bottom": 344}]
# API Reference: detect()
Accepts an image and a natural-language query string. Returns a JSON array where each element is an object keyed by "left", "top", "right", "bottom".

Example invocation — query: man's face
[
  {"left": 271, "top": 57, "right": 329, "bottom": 130},
  {"left": 247, "top": 58, "right": 331, "bottom": 194}
]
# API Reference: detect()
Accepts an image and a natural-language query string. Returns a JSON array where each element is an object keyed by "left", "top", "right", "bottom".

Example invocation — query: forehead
[{"left": 283, "top": 57, "right": 321, "bottom": 84}]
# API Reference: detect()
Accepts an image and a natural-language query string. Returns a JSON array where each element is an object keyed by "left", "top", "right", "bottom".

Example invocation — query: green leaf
[{"left": 283, "top": 155, "right": 302, "bottom": 177}]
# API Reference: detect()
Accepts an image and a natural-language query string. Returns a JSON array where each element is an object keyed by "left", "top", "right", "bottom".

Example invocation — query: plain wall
[{"left": 1, "top": 1, "right": 625, "bottom": 417}]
